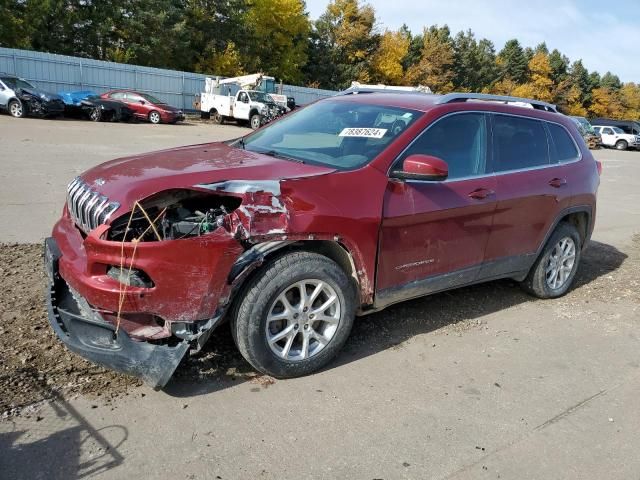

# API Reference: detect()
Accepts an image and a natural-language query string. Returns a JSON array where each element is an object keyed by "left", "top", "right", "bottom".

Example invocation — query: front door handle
[
  {"left": 468, "top": 188, "right": 495, "bottom": 200},
  {"left": 548, "top": 178, "right": 567, "bottom": 188}
]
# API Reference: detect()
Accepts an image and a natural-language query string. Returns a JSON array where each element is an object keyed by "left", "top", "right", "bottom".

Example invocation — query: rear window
[
  {"left": 493, "top": 115, "right": 549, "bottom": 172},
  {"left": 548, "top": 123, "right": 580, "bottom": 163}
]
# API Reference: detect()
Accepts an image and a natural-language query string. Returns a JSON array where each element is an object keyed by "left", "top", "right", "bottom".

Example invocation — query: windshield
[
  {"left": 1, "top": 77, "right": 35, "bottom": 90},
  {"left": 248, "top": 91, "right": 271, "bottom": 103},
  {"left": 140, "top": 93, "right": 164, "bottom": 104},
  {"left": 241, "top": 100, "right": 421, "bottom": 169},
  {"left": 572, "top": 116, "right": 595, "bottom": 134}
]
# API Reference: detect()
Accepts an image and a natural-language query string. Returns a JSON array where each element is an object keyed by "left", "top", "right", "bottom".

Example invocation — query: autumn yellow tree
[
  {"left": 589, "top": 87, "right": 624, "bottom": 118},
  {"left": 369, "top": 29, "right": 410, "bottom": 84},
  {"left": 405, "top": 27, "right": 454, "bottom": 93},
  {"left": 244, "top": 0, "right": 310, "bottom": 83},
  {"left": 195, "top": 42, "right": 245, "bottom": 77},
  {"left": 511, "top": 52, "right": 554, "bottom": 102},
  {"left": 620, "top": 83, "right": 640, "bottom": 119}
]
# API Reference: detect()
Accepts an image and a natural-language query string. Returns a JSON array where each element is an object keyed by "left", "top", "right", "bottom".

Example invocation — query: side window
[
  {"left": 109, "top": 92, "right": 125, "bottom": 100},
  {"left": 493, "top": 115, "right": 549, "bottom": 172},
  {"left": 592, "top": 127, "right": 600, "bottom": 134},
  {"left": 548, "top": 123, "right": 580, "bottom": 163},
  {"left": 602, "top": 127, "right": 613, "bottom": 135},
  {"left": 126, "top": 93, "right": 144, "bottom": 103},
  {"left": 400, "top": 113, "right": 488, "bottom": 179}
]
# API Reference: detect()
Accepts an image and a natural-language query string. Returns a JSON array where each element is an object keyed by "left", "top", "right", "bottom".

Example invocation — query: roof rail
[{"left": 436, "top": 93, "right": 558, "bottom": 113}]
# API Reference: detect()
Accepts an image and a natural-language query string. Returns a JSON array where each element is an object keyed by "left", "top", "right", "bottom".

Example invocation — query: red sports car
[{"left": 100, "top": 90, "right": 184, "bottom": 124}]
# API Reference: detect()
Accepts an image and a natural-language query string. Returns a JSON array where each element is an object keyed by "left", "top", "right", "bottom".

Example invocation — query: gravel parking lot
[{"left": 1, "top": 115, "right": 639, "bottom": 479}]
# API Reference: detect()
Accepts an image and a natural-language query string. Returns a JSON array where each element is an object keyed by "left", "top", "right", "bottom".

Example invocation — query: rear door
[
  {"left": 376, "top": 112, "right": 497, "bottom": 305},
  {"left": 480, "top": 114, "right": 575, "bottom": 278}
]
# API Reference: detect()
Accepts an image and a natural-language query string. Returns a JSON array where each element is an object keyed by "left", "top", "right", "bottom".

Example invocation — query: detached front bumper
[{"left": 45, "top": 237, "right": 189, "bottom": 389}]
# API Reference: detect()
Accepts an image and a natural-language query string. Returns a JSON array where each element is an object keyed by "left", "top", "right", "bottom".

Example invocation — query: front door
[
  {"left": 123, "top": 92, "right": 151, "bottom": 119},
  {"left": 234, "top": 91, "right": 251, "bottom": 120},
  {"left": 376, "top": 112, "right": 497, "bottom": 308}
]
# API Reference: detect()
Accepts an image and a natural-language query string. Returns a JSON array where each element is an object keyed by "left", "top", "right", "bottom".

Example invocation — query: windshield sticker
[{"left": 339, "top": 128, "right": 387, "bottom": 138}]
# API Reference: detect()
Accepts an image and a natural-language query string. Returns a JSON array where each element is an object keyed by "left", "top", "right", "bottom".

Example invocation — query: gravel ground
[{"left": 2, "top": 234, "right": 637, "bottom": 416}]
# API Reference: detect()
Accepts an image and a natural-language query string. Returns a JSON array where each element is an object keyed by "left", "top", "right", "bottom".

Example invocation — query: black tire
[
  {"left": 250, "top": 112, "right": 262, "bottom": 130},
  {"left": 615, "top": 140, "right": 628, "bottom": 150},
  {"left": 148, "top": 110, "right": 161, "bottom": 124},
  {"left": 210, "top": 109, "right": 222, "bottom": 124},
  {"left": 520, "top": 222, "right": 582, "bottom": 299},
  {"left": 89, "top": 107, "right": 102, "bottom": 122},
  {"left": 231, "top": 251, "right": 356, "bottom": 378},
  {"left": 8, "top": 99, "right": 25, "bottom": 118}
]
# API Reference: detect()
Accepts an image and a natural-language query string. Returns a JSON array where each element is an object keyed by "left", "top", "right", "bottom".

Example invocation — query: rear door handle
[
  {"left": 548, "top": 178, "right": 567, "bottom": 188},
  {"left": 468, "top": 188, "right": 495, "bottom": 200}
]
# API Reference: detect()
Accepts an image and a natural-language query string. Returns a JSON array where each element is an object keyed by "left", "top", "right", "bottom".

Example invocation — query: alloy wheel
[
  {"left": 149, "top": 112, "right": 161, "bottom": 124},
  {"left": 545, "top": 236, "right": 576, "bottom": 290},
  {"left": 10, "top": 102, "right": 23, "bottom": 117},
  {"left": 265, "top": 279, "right": 341, "bottom": 361}
]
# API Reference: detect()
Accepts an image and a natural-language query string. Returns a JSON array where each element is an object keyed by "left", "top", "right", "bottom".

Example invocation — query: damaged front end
[
  {"left": 46, "top": 180, "right": 291, "bottom": 389},
  {"left": 17, "top": 88, "right": 65, "bottom": 117}
]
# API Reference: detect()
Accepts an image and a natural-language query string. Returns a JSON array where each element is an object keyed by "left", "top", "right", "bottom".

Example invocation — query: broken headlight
[{"left": 107, "top": 266, "right": 154, "bottom": 288}]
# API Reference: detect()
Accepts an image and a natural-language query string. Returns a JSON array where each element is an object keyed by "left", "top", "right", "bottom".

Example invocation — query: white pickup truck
[
  {"left": 592, "top": 125, "right": 640, "bottom": 150},
  {"left": 199, "top": 77, "right": 286, "bottom": 129}
]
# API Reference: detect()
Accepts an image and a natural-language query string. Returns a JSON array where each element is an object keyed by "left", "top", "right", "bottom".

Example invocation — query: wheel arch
[
  {"left": 538, "top": 206, "right": 593, "bottom": 257},
  {"left": 227, "top": 239, "right": 364, "bottom": 312}
]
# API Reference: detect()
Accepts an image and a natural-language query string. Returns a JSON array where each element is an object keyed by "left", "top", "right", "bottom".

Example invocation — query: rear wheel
[
  {"left": 615, "top": 139, "right": 628, "bottom": 150},
  {"left": 148, "top": 110, "right": 161, "bottom": 124},
  {"left": 8, "top": 99, "right": 24, "bottom": 118},
  {"left": 520, "top": 222, "right": 581, "bottom": 299},
  {"left": 231, "top": 252, "right": 356, "bottom": 378},
  {"left": 210, "top": 109, "right": 222, "bottom": 124}
]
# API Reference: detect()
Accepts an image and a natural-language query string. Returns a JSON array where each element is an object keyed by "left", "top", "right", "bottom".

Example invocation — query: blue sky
[{"left": 305, "top": 0, "right": 640, "bottom": 83}]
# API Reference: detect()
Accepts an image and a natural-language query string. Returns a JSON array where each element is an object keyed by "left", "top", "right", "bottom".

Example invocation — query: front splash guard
[{"left": 45, "top": 238, "right": 188, "bottom": 390}]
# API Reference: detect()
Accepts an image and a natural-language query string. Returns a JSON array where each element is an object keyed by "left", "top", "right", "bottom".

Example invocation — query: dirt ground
[{"left": 2, "top": 234, "right": 638, "bottom": 415}]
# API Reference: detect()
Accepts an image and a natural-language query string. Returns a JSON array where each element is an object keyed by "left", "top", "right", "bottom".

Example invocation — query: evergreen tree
[{"left": 497, "top": 39, "right": 528, "bottom": 83}]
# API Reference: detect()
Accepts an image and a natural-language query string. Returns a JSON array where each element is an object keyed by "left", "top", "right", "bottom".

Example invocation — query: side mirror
[
  {"left": 139, "top": 100, "right": 146, "bottom": 105},
  {"left": 393, "top": 154, "right": 448, "bottom": 181}
]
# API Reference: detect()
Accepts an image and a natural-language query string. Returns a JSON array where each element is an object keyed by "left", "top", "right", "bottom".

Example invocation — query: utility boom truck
[{"left": 199, "top": 74, "right": 292, "bottom": 129}]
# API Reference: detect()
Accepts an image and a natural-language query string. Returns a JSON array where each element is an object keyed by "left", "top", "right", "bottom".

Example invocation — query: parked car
[
  {"left": 59, "top": 90, "right": 134, "bottom": 122},
  {"left": 592, "top": 125, "right": 640, "bottom": 150},
  {"left": 569, "top": 116, "right": 601, "bottom": 149},
  {"left": 100, "top": 90, "right": 184, "bottom": 124},
  {"left": 45, "top": 92, "right": 600, "bottom": 388},
  {"left": 591, "top": 117, "right": 640, "bottom": 136},
  {"left": 0, "top": 75, "right": 65, "bottom": 118}
]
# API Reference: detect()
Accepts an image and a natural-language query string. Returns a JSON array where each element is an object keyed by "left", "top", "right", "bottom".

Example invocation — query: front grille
[{"left": 66, "top": 177, "right": 119, "bottom": 234}]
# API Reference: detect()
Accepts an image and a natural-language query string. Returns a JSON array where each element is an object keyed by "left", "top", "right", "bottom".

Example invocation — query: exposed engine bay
[{"left": 108, "top": 190, "right": 242, "bottom": 242}]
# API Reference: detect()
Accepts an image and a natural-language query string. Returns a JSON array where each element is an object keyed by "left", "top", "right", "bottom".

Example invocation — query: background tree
[
  {"left": 369, "top": 29, "right": 409, "bottom": 84},
  {"left": 512, "top": 51, "right": 553, "bottom": 102},
  {"left": 243, "top": 0, "right": 310, "bottom": 83},
  {"left": 497, "top": 39, "right": 528, "bottom": 84},
  {"left": 405, "top": 25, "right": 454, "bottom": 93}
]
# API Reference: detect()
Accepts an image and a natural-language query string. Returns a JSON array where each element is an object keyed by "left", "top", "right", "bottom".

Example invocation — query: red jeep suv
[{"left": 45, "top": 92, "right": 600, "bottom": 388}]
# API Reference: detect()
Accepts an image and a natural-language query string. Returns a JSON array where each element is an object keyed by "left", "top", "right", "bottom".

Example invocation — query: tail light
[{"left": 596, "top": 160, "right": 602, "bottom": 176}]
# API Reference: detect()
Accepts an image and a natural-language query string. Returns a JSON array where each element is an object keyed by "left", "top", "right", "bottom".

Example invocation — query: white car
[{"left": 592, "top": 125, "right": 640, "bottom": 150}]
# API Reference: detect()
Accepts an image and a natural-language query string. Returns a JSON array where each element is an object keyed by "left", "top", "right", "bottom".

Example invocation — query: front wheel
[
  {"left": 231, "top": 252, "right": 356, "bottom": 378},
  {"left": 89, "top": 107, "right": 102, "bottom": 122},
  {"left": 250, "top": 113, "right": 262, "bottom": 130},
  {"left": 520, "top": 222, "right": 582, "bottom": 299},
  {"left": 8, "top": 99, "right": 25, "bottom": 118},
  {"left": 615, "top": 140, "right": 628, "bottom": 150},
  {"left": 148, "top": 110, "right": 161, "bottom": 124}
]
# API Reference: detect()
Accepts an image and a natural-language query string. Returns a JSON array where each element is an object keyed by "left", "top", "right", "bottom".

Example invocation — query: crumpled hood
[
  {"left": 19, "top": 87, "right": 63, "bottom": 102},
  {"left": 79, "top": 142, "right": 335, "bottom": 211}
]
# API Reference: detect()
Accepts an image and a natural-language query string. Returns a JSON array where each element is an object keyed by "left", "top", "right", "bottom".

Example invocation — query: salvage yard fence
[{"left": 0, "top": 48, "right": 337, "bottom": 111}]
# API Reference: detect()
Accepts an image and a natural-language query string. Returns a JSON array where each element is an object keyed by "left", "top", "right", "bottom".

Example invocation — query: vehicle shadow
[
  {"left": 0, "top": 376, "right": 127, "bottom": 480},
  {"left": 164, "top": 240, "right": 627, "bottom": 398}
]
